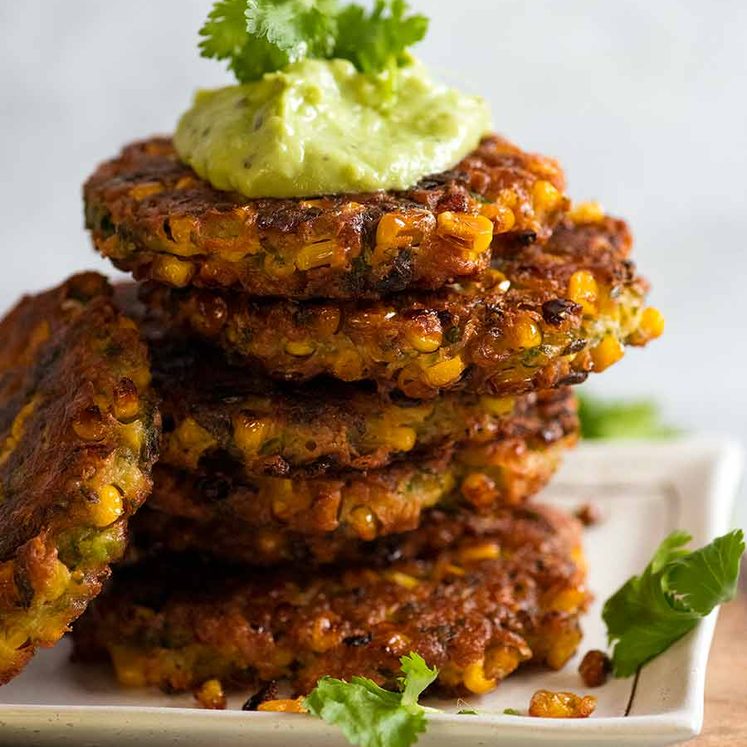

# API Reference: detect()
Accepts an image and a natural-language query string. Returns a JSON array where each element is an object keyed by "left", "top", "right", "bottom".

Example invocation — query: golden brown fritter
[
  {"left": 84, "top": 135, "right": 568, "bottom": 299},
  {"left": 141, "top": 212, "right": 663, "bottom": 398},
  {"left": 73, "top": 504, "right": 589, "bottom": 697},
  {"left": 129, "top": 393, "right": 577, "bottom": 564},
  {"left": 0, "top": 273, "right": 160, "bottom": 684}
]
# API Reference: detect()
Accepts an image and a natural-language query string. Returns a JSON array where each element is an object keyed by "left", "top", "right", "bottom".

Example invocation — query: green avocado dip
[{"left": 174, "top": 58, "right": 492, "bottom": 198}]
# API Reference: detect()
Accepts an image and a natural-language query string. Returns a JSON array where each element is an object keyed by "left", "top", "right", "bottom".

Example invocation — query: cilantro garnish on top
[{"left": 199, "top": 0, "right": 429, "bottom": 82}]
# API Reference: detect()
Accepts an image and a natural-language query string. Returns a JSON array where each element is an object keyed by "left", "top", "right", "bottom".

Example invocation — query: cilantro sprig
[
  {"left": 603, "top": 529, "right": 744, "bottom": 677},
  {"left": 304, "top": 653, "right": 438, "bottom": 747},
  {"left": 199, "top": 0, "right": 429, "bottom": 83}
]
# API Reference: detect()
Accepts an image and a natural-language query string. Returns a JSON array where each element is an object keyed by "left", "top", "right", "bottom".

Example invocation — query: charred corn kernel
[
  {"left": 168, "top": 417, "right": 217, "bottom": 468},
  {"left": 90, "top": 484, "right": 124, "bottom": 527},
  {"left": 349, "top": 505, "right": 378, "bottom": 541},
  {"left": 591, "top": 334, "right": 624, "bottom": 372},
  {"left": 129, "top": 182, "right": 162, "bottom": 201},
  {"left": 233, "top": 415, "right": 271, "bottom": 456},
  {"left": 258, "top": 698, "right": 308, "bottom": 714},
  {"left": 458, "top": 543, "right": 501, "bottom": 563},
  {"left": 437, "top": 212, "right": 494, "bottom": 255},
  {"left": 152, "top": 255, "right": 195, "bottom": 287},
  {"left": 568, "top": 200, "right": 604, "bottom": 224},
  {"left": 532, "top": 180, "right": 563, "bottom": 214},
  {"left": 387, "top": 571, "right": 419, "bottom": 590},
  {"left": 284, "top": 340, "right": 316, "bottom": 357},
  {"left": 295, "top": 240, "right": 339, "bottom": 270},
  {"left": 72, "top": 405, "right": 106, "bottom": 442},
  {"left": 404, "top": 314, "right": 443, "bottom": 353},
  {"left": 377, "top": 212, "right": 420, "bottom": 248},
  {"left": 194, "top": 679, "right": 227, "bottom": 710},
  {"left": 384, "top": 426, "right": 417, "bottom": 452},
  {"left": 485, "top": 646, "right": 524, "bottom": 680},
  {"left": 480, "top": 396, "right": 515, "bottom": 416},
  {"left": 461, "top": 472, "right": 499, "bottom": 508},
  {"left": 506, "top": 316, "right": 542, "bottom": 349},
  {"left": 423, "top": 357, "right": 465, "bottom": 387},
  {"left": 578, "top": 650, "right": 612, "bottom": 688},
  {"left": 463, "top": 660, "right": 498, "bottom": 695},
  {"left": 547, "top": 587, "right": 588, "bottom": 613},
  {"left": 112, "top": 378, "right": 140, "bottom": 422},
  {"left": 110, "top": 647, "right": 147, "bottom": 687},
  {"left": 637, "top": 306, "right": 666, "bottom": 341},
  {"left": 528, "top": 690, "right": 596, "bottom": 719},
  {"left": 567, "top": 270, "right": 599, "bottom": 314}
]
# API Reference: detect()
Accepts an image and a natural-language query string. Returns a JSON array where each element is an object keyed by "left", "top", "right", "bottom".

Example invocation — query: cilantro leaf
[
  {"left": 603, "top": 529, "right": 744, "bottom": 677},
  {"left": 199, "top": 0, "right": 429, "bottom": 82},
  {"left": 578, "top": 394, "right": 678, "bottom": 441},
  {"left": 304, "top": 653, "right": 438, "bottom": 747},
  {"left": 334, "top": 0, "right": 429, "bottom": 74}
]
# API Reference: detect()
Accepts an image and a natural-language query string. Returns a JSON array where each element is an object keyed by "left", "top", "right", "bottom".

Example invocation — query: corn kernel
[
  {"left": 349, "top": 505, "right": 378, "bottom": 541},
  {"left": 312, "top": 306, "right": 342, "bottom": 337},
  {"left": 635, "top": 306, "right": 666, "bottom": 343},
  {"left": 284, "top": 340, "right": 316, "bottom": 357},
  {"left": 384, "top": 426, "right": 417, "bottom": 453},
  {"left": 481, "top": 204, "right": 516, "bottom": 233},
  {"left": 258, "top": 698, "right": 308, "bottom": 714},
  {"left": 110, "top": 646, "right": 147, "bottom": 687},
  {"left": 295, "top": 240, "right": 339, "bottom": 270},
  {"left": 387, "top": 571, "right": 419, "bottom": 590},
  {"left": 568, "top": 200, "right": 604, "bottom": 224},
  {"left": 423, "top": 357, "right": 465, "bottom": 388},
  {"left": 485, "top": 646, "right": 525, "bottom": 679},
  {"left": 532, "top": 180, "right": 563, "bottom": 214},
  {"left": 590, "top": 334, "right": 624, "bottom": 372},
  {"left": 404, "top": 313, "right": 443, "bottom": 353},
  {"left": 331, "top": 350, "right": 364, "bottom": 381},
  {"left": 528, "top": 689, "right": 596, "bottom": 719},
  {"left": 309, "top": 615, "right": 339, "bottom": 653},
  {"left": 90, "top": 485, "right": 124, "bottom": 527},
  {"left": 506, "top": 316, "right": 542, "bottom": 349},
  {"left": 458, "top": 543, "right": 501, "bottom": 563},
  {"left": 547, "top": 587, "right": 588, "bottom": 613},
  {"left": 152, "top": 255, "right": 195, "bottom": 287},
  {"left": 167, "top": 417, "right": 217, "bottom": 468},
  {"left": 2, "top": 627, "right": 31, "bottom": 651},
  {"left": 567, "top": 270, "right": 599, "bottom": 315},
  {"left": 463, "top": 659, "right": 497, "bottom": 695},
  {"left": 233, "top": 415, "right": 271, "bottom": 456},
  {"left": 129, "top": 182, "right": 162, "bottom": 201},
  {"left": 194, "top": 679, "right": 227, "bottom": 710},
  {"left": 546, "top": 627, "right": 583, "bottom": 670},
  {"left": 460, "top": 472, "right": 499, "bottom": 508},
  {"left": 436, "top": 212, "right": 494, "bottom": 255},
  {"left": 112, "top": 378, "right": 140, "bottom": 423},
  {"left": 377, "top": 213, "right": 420, "bottom": 248},
  {"left": 480, "top": 396, "right": 515, "bottom": 417},
  {"left": 39, "top": 559, "right": 71, "bottom": 603},
  {"left": 72, "top": 405, "right": 106, "bottom": 443}
]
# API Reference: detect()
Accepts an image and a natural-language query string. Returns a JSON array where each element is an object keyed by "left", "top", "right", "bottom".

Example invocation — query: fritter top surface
[{"left": 84, "top": 134, "right": 568, "bottom": 299}]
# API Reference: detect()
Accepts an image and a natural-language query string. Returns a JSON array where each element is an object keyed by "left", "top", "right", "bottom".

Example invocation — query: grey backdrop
[{"left": 1, "top": 1, "right": 745, "bottom": 519}]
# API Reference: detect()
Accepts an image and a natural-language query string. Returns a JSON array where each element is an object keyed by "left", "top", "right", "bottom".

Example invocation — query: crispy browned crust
[
  {"left": 142, "top": 214, "right": 653, "bottom": 397},
  {"left": 0, "top": 274, "right": 160, "bottom": 684},
  {"left": 73, "top": 504, "right": 589, "bottom": 696},
  {"left": 84, "top": 135, "right": 568, "bottom": 299},
  {"left": 128, "top": 390, "right": 577, "bottom": 563}
]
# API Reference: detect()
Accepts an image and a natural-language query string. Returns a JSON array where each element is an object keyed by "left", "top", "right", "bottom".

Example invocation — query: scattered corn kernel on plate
[{"left": 0, "top": 438, "right": 741, "bottom": 747}]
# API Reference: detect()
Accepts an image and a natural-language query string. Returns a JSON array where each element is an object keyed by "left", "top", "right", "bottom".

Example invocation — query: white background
[{"left": 1, "top": 1, "right": 745, "bottom": 521}]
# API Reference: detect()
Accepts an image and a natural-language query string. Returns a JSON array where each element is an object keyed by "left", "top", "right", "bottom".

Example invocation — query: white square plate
[{"left": 0, "top": 438, "right": 742, "bottom": 747}]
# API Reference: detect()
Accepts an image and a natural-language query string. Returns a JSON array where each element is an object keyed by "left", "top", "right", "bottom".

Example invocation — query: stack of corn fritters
[{"left": 0, "top": 134, "right": 662, "bottom": 699}]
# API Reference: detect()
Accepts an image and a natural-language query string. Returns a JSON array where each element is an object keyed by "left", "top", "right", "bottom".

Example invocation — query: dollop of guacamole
[{"left": 174, "top": 58, "right": 492, "bottom": 198}]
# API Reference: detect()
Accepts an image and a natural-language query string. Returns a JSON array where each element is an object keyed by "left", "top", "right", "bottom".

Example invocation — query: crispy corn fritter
[
  {"left": 73, "top": 504, "right": 589, "bottom": 696},
  {"left": 0, "top": 274, "right": 160, "bottom": 683},
  {"left": 142, "top": 212, "right": 663, "bottom": 398},
  {"left": 130, "top": 393, "right": 576, "bottom": 563},
  {"left": 115, "top": 283, "right": 574, "bottom": 477},
  {"left": 84, "top": 135, "right": 568, "bottom": 299}
]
